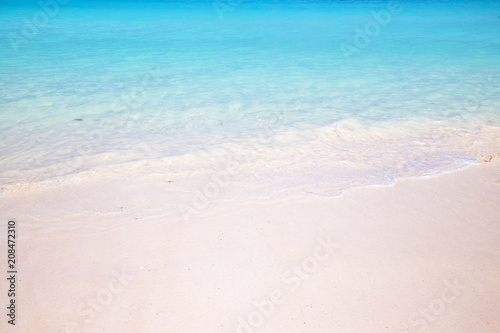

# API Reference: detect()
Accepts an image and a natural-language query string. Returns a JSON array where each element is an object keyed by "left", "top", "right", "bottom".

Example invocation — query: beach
[
  {"left": 1, "top": 0, "right": 500, "bottom": 332},
  {"left": 1, "top": 157, "right": 499, "bottom": 332}
]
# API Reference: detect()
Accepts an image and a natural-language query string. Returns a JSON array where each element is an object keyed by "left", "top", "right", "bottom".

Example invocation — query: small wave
[{"left": 1, "top": 119, "right": 498, "bottom": 198}]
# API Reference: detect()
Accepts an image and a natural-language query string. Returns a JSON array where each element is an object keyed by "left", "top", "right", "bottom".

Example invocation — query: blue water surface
[{"left": 0, "top": 0, "right": 499, "bottom": 192}]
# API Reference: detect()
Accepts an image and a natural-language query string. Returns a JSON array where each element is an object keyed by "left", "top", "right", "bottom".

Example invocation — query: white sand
[{"left": 1, "top": 159, "right": 499, "bottom": 332}]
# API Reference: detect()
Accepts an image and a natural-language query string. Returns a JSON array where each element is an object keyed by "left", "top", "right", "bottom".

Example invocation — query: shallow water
[{"left": 1, "top": 0, "right": 499, "bottom": 195}]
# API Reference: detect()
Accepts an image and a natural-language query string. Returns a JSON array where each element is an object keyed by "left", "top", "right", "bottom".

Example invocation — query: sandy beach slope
[{"left": 1, "top": 159, "right": 499, "bottom": 332}]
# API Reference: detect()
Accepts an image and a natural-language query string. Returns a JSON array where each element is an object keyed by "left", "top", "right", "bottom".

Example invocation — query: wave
[{"left": 1, "top": 118, "right": 499, "bottom": 197}]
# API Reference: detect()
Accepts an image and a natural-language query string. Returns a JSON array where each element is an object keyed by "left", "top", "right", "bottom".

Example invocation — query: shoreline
[
  {"left": 1, "top": 158, "right": 499, "bottom": 332},
  {"left": 1, "top": 119, "right": 499, "bottom": 196}
]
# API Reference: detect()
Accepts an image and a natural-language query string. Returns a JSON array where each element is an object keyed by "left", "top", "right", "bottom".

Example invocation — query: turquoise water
[{"left": 1, "top": 0, "right": 499, "bottom": 195}]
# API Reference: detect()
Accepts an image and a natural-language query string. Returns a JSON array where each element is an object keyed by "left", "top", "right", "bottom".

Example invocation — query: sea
[{"left": 1, "top": 0, "right": 499, "bottom": 197}]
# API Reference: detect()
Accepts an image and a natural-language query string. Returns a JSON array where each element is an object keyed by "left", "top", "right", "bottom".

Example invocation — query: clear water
[{"left": 1, "top": 0, "right": 499, "bottom": 195}]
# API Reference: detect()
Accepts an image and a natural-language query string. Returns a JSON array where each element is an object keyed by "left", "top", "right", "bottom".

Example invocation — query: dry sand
[{"left": 1, "top": 159, "right": 499, "bottom": 332}]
